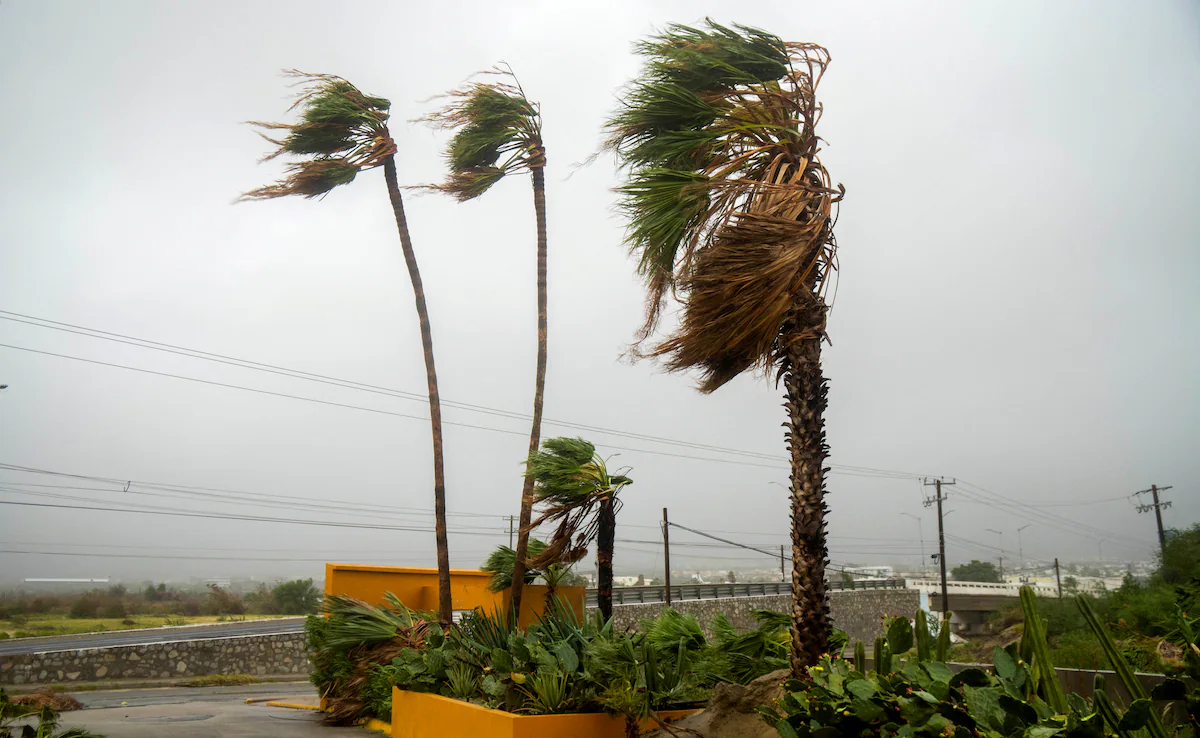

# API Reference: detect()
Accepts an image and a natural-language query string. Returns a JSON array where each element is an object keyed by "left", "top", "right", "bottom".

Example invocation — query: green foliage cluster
[
  {"left": 307, "top": 592, "right": 839, "bottom": 729},
  {"left": 951, "top": 560, "right": 1003, "bottom": 583},
  {"left": 0, "top": 687, "right": 104, "bottom": 738},
  {"left": 980, "top": 525, "right": 1200, "bottom": 673},
  {"left": 766, "top": 588, "right": 1200, "bottom": 738}
]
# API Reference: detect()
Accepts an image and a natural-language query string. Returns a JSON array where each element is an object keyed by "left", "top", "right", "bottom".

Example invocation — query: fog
[{"left": 1, "top": 0, "right": 1196, "bottom": 587}]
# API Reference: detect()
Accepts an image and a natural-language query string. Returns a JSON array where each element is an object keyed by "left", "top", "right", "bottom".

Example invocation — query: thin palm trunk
[
  {"left": 509, "top": 164, "right": 548, "bottom": 619},
  {"left": 597, "top": 495, "right": 616, "bottom": 622},
  {"left": 383, "top": 155, "right": 452, "bottom": 628},
  {"left": 784, "top": 328, "right": 832, "bottom": 674}
]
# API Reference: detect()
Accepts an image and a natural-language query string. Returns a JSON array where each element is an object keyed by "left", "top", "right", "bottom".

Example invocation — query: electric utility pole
[
  {"left": 924, "top": 478, "right": 955, "bottom": 615},
  {"left": 661, "top": 508, "right": 672, "bottom": 607},
  {"left": 1134, "top": 485, "right": 1173, "bottom": 556},
  {"left": 780, "top": 545, "right": 786, "bottom": 583},
  {"left": 508, "top": 515, "right": 515, "bottom": 548},
  {"left": 1054, "top": 558, "right": 1062, "bottom": 599}
]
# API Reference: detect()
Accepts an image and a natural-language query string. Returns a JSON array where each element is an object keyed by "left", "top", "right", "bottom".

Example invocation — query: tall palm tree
[
  {"left": 605, "top": 23, "right": 842, "bottom": 674},
  {"left": 424, "top": 69, "right": 547, "bottom": 619},
  {"left": 241, "top": 72, "right": 453, "bottom": 627},
  {"left": 524, "top": 437, "right": 632, "bottom": 622}
]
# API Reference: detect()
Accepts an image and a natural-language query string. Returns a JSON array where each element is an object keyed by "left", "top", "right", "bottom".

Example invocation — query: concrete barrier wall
[
  {"left": 0, "top": 632, "right": 308, "bottom": 686},
  {"left": 1, "top": 590, "right": 918, "bottom": 686},
  {"left": 601, "top": 588, "right": 921, "bottom": 646}
]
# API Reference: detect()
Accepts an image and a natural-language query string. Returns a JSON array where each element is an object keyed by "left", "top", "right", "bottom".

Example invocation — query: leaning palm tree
[
  {"left": 241, "top": 72, "right": 453, "bottom": 627},
  {"left": 605, "top": 23, "right": 842, "bottom": 674},
  {"left": 525, "top": 437, "right": 632, "bottom": 622},
  {"left": 423, "top": 68, "right": 547, "bottom": 620}
]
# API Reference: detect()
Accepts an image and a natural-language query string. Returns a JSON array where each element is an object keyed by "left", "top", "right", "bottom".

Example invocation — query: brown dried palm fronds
[
  {"left": 523, "top": 437, "right": 632, "bottom": 569},
  {"left": 606, "top": 21, "right": 841, "bottom": 391},
  {"left": 419, "top": 65, "right": 544, "bottom": 201},
  {"left": 240, "top": 71, "right": 396, "bottom": 201}
]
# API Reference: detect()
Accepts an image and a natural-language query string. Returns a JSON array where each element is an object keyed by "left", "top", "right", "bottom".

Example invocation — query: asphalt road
[
  {"left": 0, "top": 617, "right": 305, "bottom": 656},
  {"left": 22, "top": 683, "right": 371, "bottom": 737}
]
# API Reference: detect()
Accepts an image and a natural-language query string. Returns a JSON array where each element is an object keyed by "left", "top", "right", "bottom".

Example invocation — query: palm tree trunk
[
  {"left": 597, "top": 495, "right": 616, "bottom": 622},
  {"left": 383, "top": 155, "right": 452, "bottom": 628},
  {"left": 509, "top": 164, "right": 549, "bottom": 620},
  {"left": 783, "top": 329, "right": 832, "bottom": 675}
]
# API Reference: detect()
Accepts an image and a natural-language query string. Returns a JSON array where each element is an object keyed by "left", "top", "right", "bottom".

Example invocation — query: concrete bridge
[{"left": 906, "top": 579, "right": 1058, "bottom": 634}]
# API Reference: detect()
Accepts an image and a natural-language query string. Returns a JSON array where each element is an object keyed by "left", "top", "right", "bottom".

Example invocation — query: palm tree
[
  {"left": 524, "top": 437, "right": 632, "bottom": 622},
  {"left": 241, "top": 72, "right": 453, "bottom": 627},
  {"left": 423, "top": 68, "right": 547, "bottom": 619},
  {"left": 605, "top": 23, "right": 842, "bottom": 674},
  {"left": 480, "top": 538, "right": 575, "bottom": 610}
]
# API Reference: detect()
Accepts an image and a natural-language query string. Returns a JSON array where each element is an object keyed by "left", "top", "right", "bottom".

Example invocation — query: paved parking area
[{"left": 42, "top": 683, "right": 374, "bottom": 737}]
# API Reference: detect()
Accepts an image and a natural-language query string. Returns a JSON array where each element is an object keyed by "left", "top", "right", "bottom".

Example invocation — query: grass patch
[
  {"left": 181, "top": 674, "right": 262, "bottom": 688},
  {"left": 0, "top": 613, "right": 293, "bottom": 639}
]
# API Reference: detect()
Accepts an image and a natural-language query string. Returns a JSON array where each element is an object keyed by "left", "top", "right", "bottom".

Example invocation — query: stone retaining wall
[
  {"left": 0, "top": 632, "right": 309, "bottom": 686},
  {"left": 600, "top": 588, "right": 920, "bottom": 645}
]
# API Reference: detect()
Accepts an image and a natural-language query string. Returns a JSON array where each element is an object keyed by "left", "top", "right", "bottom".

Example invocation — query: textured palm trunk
[
  {"left": 597, "top": 494, "right": 616, "bottom": 622},
  {"left": 509, "top": 163, "right": 548, "bottom": 620},
  {"left": 784, "top": 328, "right": 832, "bottom": 675},
  {"left": 383, "top": 155, "right": 453, "bottom": 628}
]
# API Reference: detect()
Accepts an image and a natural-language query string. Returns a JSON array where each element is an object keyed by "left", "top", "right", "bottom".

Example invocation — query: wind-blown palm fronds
[
  {"left": 481, "top": 539, "right": 551, "bottom": 592},
  {"left": 242, "top": 72, "right": 455, "bottom": 627},
  {"left": 425, "top": 68, "right": 550, "bottom": 624},
  {"left": 422, "top": 67, "right": 544, "bottom": 201},
  {"left": 526, "top": 438, "right": 631, "bottom": 568},
  {"left": 241, "top": 72, "right": 396, "bottom": 201},
  {"left": 606, "top": 21, "right": 839, "bottom": 390},
  {"left": 526, "top": 437, "right": 632, "bottom": 622},
  {"left": 607, "top": 21, "right": 842, "bottom": 674}
]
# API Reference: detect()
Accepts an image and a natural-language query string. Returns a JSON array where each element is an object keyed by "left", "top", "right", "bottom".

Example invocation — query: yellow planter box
[{"left": 391, "top": 689, "right": 700, "bottom": 738}]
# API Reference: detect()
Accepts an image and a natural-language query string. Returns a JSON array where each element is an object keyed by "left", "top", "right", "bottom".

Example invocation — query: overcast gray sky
[{"left": 1, "top": 0, "right": 1197, "bottom": 586}]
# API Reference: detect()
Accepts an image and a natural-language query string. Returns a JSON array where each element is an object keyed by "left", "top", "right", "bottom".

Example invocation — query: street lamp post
[{"left": 901, "top": 513, "right": 926, "bottom": 577}]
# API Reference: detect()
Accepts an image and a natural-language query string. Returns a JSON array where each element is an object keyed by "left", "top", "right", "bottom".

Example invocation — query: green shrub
[{"left": 69, "top": 597, "right": 99, "bottom": 619}]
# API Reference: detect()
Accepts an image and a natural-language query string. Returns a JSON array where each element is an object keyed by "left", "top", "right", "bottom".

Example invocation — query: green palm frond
[
  {"left": 422, "top": 68, "right": 543, "bottom": 201},
  {"left": 241, "top": 71, "right": 395, "bottom": 201},
  {"left": 524, "top": 437, "right": 632, "bottom": 568},
  {"left": 480, "top": 539, "right": 550, "bottom": 592},
  {"left": 606, "top": 21, "right": 841, "bottom": 391}
]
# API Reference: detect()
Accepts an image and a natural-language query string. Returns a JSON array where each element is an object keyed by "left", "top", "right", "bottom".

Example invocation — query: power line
[
  {"left": 0, "top": 498, "right": 510, "bottom": 537},
  {"left": 0, "top": 312, "right": 932, "bottom": 479}
]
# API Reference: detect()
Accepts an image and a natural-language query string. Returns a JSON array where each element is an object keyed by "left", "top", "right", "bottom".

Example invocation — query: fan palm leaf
[
  {"left": 607, "top": 21, "right": 842, "bottom": 674},
  {"left": 422, "top": 67, "right": 544, "bottom": 201},
  {"left": 241, "top": 71, "right": 396, "bottom": 201}
]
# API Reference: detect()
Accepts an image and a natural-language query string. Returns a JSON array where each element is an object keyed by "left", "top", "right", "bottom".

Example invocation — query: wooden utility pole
[
  {"left": 1134, "top": 485, "right": 1173, "bottom": 556},
  {"left": 662, "top": 507, "right": 672, "bottom": 607},
  {"left": 1054, "top": 558, "right": 1062, "bottom": 599},
  {"left": 508, "top": 515, "right": 515, "bottom": 548},
  {"left": 780, "top": 545, "right": 786, "bottom": 582},
  {"left": 924, "top": 478, "right": 955, "bottom": 615}
]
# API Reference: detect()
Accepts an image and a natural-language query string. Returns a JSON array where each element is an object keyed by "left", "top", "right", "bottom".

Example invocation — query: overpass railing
[
  {"left": 906, "top": 579, "right": 1058, "bottom": 597},
  {"left": 586, "top": 578, "right": 905, "bottom": 607}
]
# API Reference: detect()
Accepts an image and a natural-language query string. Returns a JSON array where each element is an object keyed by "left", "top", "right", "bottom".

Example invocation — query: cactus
[
  {"left": 915, "top": 609, "right": 932, "bottom": 662},
  {"left": 854, "top": 640, "right": 867, "bottom": 673},
  {"left": 935, "top": 611, "right": 951, "bottom": 662},
  {"left": 874, "top": 635, "right": 892, "bottom": 674},
  {"left": 1076, "top": 595, "right": 1169, "bottom": 738},
  {"left": 1018, "top": 586, "right": 1068, "bottom": 713}
]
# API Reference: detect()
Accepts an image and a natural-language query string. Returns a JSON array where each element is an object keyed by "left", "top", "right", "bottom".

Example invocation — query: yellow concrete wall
[
  {"left": 391, "top": 689, "right": 700, "bottom": 738},
  {"left": 325, "top": 564, "right": 585, "bottom": 625},
  {"left": 325, "top": 563, "right": 501, "bottom": 613}
]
